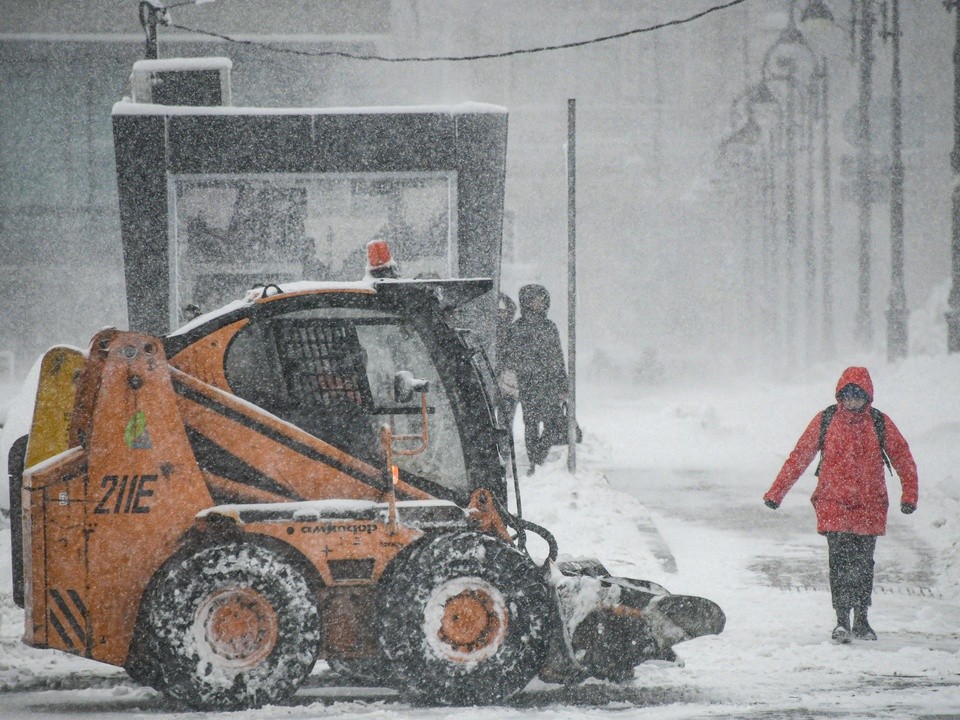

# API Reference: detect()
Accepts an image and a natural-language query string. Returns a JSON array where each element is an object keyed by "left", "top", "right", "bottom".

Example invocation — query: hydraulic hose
[
  {"left": 493, "top": 495, "right": 559, "bottom": 565},
  {"left": 507, "top": 428, "right": 523, "bottom": 524}
]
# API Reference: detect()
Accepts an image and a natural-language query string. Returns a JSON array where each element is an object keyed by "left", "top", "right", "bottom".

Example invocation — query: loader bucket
[
  {"left": 541, "top": 561, "right": 725, "bottom": 683},
  {"left": 652, "top": 593, "right": 727, "bottom": 639}
]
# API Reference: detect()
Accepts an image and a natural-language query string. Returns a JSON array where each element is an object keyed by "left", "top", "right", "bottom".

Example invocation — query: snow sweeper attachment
[{"left": 14, "top": 246, "right": 724, "bottom": 710}]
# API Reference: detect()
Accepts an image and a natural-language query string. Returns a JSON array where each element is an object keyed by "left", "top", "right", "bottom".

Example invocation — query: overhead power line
[{"left": 167, "top": 0, "right": 749, "bottom": 63}]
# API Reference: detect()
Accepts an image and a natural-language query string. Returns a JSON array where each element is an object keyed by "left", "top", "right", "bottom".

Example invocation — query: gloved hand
[
  {"left": 498, "top": 370, "right": 519, "bottom": 399},
  {"left": 764, "top": 498, "right": 779, "bottom": 510},
  {"left": 900, "top": 502, "right": 916, "bottom": 515}
]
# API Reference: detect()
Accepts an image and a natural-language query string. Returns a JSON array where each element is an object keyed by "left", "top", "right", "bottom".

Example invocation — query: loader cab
[{"left": 164, "top": 277, "right": 507, "bottom": 508}]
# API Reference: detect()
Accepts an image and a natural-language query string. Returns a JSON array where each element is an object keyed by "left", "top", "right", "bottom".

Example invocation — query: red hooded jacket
[{"left": 764, "top": 367, "right": 918, "bottom": 536}]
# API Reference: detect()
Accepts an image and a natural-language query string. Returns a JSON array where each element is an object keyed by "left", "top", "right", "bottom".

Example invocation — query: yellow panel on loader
[{"left": 25, "top": 347, "right": 85, "bottom": 468}]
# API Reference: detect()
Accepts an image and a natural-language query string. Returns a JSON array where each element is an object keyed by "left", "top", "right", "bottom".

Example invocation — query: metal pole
[
  {"left": 763, "top": 127, "right": 781, "bottom": 354},
  {"left": 745, "top": 141, "right": 758, "bottom": 358},
  {"left": 948, "top": 2, "right": 960, "bottom": 352},
  {"left": 764, "top": 140, "right": 777, "bottom": 342},
  {"left": 820, "top": 59, "right": 835, "bottom": 356},
  {"left": 854, "top": 0, "right": 875, "bottom": 347},
  {"left": 804, "top": 77, "right": 817, "bottom": 362},
  {"left": 139, "top": 1, "right": 160, "bottom": 60},
  {"left": 785, "top": 73, "right": 799, "bottom": 364},
  {"left": 566, "top": 99, "right": 577, "bottom": 473},
  {"left": 886, "top": 0, "right": 908, "bottom": 360}
]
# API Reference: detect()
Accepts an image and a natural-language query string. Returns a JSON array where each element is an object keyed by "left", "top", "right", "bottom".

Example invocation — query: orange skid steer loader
[{"left": 10, "top": 255, "right": 724, "bottom": 710}]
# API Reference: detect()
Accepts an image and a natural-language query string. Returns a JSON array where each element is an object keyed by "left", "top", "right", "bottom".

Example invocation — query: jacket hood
[
  {"left": 518, "top": 284, "right": 550, "bottom": 314},
  {"left": 835, "top": 366, "right": 874, "bottom": 402}
]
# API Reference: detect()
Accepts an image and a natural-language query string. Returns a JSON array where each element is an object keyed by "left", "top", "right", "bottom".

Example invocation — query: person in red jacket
[{"left": 763, "top": 366, "right": 918, "bottom": 644}]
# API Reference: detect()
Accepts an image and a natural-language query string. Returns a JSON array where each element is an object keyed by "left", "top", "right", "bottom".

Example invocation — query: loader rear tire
[
  {"left": 377, "top": 531, "right": 550, "bottom": 705},
  {"left": 144, "top": 539, "right": 320, "bottom": 710}
]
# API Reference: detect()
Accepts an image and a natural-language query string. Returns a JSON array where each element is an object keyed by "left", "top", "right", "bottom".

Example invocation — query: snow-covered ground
[{"left": 0, "top": 350, "right": 958, "bottom": 718}]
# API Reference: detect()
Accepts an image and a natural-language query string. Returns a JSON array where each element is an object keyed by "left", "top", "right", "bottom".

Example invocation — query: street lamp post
[
  {"left": 804, "top": 67, "right": 818, "bottom": 361},
  {"left": 777, "top": 61, "right": 800, "bottom": 361},
  {"left": 817, "top": 58, "right": 835, "bottom": 356},
  {"left": 799, "top": 1, "right": 846, "bottom": 358},
  {"left": 756, "top": 97, "right": 784, "bottom": 351},
  {"left": 720, "top": 111, "right": 765, "bottom": 354},
  {"left": 854, "top": 0, "right": 876, "bottom": 347},
  {"left": 762, "top": 7, "right": 816, "bottom": 365},
  {"left": 750, "top": 83, "right": 788, "bottom": 356},
  {"left": 721, "top": 78, "right": 788, "bottom": 363},
  {"left": 885, "top": 0, "right": 908, "bottom": 360},
  {"left": 948, "top": 0, "right": 960, "bottom": 353}
]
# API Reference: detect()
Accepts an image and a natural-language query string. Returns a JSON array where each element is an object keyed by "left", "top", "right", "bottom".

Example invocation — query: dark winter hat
[
  {"left": 836, "top": 383, "right": 869, "bottom": 402},
  {"left": 518, "top": 284, "right": 550, "bottom": 313}
]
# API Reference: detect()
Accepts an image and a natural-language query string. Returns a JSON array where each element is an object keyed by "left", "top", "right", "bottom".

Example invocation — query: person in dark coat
[
  {"left": 763, "top": 366, "right": 918, "bottom": 644},
  {"left": 504, "top": 284, "right": 568, "bottom": 474},
  {"left": 495, "top": 292, "right": 519, "bottom": 432}
]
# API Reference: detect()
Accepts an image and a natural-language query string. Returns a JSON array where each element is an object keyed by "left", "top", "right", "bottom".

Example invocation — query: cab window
[{"left": 225, "top": 306, "right": 468, "bottom": 495}]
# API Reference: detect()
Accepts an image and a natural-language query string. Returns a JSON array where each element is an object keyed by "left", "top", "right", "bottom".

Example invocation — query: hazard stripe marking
[
  {"left": 48, "top": 609, "right": 75, "bottom": 649},
  {"left": 49, "top": 589, "right": 89, "bottom": 650},
  {"left": 67, "top": 589, "right": 89, "bottom": 619}
]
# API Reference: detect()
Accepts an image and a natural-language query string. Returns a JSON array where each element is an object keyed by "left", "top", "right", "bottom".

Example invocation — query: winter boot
[
  {"left": 831, "top": 608, "right": 852, "bottom": 644},
  {"left": 835, "top": 607, "right": 851, "bottom": 631},
  {"left": 853, "top": 608, "right": 877, "bottom": 641},
  {"left": 831, "top": 625, "right": 852, "bottom": 644}
]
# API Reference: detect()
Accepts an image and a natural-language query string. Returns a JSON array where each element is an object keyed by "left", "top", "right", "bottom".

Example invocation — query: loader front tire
[
  {"left": 377, "top": 531, "right": 550, "bottom": 705},
  {"left": 144, "top": 539, "right": 320, "bottom": 710}
]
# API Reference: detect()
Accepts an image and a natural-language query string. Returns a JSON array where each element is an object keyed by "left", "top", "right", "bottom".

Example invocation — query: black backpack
[{"left": 814, "top": 404, "right": 892, "bottom": 476}]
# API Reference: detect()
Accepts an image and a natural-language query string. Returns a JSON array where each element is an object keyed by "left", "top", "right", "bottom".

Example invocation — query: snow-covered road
[
  {"left": 601, "top": 466, "right": 960, "bottom": 719},
  {"left": 1, "top": 358, "right": 958, "bottom": 718},
  {"left": 569, "top": 365, "right": 960, "bottom": 719}
]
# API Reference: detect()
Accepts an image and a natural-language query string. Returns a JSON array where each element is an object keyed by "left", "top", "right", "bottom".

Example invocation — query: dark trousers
[
  {"left": 522, "top": 403, "right": 581, "bottom": 467},
  {"left": 500, "top": 396, "right": 517, "bottom": 433},
  {"left": 826, "top": 532, "right": 877, "bottom": 611},
  {"left": 523, "top": 411, "right": 553, "bottom": 466}
]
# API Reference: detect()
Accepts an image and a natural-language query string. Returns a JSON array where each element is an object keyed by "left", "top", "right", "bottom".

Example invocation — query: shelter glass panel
[{"left": 169, "top": 172, "right": 458, "bottom": 325}]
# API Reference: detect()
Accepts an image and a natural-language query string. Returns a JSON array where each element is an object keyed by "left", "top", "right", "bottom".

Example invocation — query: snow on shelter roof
[{"left": 112, "top": 98, "right": 508, "bottom": 117}]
